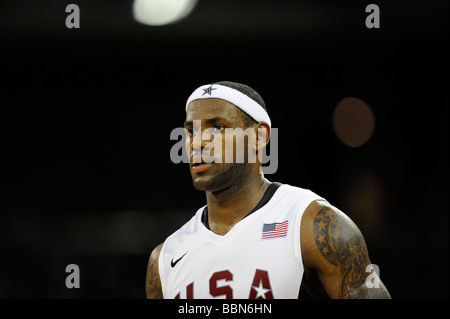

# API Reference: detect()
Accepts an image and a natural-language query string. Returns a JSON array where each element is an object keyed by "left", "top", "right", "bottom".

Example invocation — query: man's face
[{"left": 184, "top": 98, "right": 253, "bottom": 192}]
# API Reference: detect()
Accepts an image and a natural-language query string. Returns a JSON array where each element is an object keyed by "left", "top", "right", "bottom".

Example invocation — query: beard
[{"left": 191, "top": 162, "right": 248, "bottom": 193}]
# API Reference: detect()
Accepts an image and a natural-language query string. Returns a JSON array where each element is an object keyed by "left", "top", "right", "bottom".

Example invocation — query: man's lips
[{"left": 191, "top": 162, "right": 213, "bottom": 173}]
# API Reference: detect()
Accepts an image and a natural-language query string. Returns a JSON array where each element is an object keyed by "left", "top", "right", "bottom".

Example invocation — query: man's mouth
[
  {"left": 192, "top": 161, "right": 205, "bottom": 167},
  {"left": 191, "top": 161, "right": 213, "bottom": 172}
]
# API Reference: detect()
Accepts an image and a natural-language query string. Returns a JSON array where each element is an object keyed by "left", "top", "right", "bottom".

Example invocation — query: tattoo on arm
[
  {"left": 146, "top": 244, "right": 163, "bottom": 299},
  {"left": 313, "top": 206, "right": 370, "bottom": 298}
]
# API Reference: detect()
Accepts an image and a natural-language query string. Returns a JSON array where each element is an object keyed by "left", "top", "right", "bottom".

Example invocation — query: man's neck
[{"left": 205, "top": 174, "right": 271, "bottom": 236}]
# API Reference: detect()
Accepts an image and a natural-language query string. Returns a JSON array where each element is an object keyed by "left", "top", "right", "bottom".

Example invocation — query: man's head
[{"left": 184, "top": 81, "right": 271, "bottom": 192}]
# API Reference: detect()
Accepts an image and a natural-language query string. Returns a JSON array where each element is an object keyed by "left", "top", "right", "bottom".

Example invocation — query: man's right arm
[{"left": 145, "top": 243, "right": 164, "bottom": 299}]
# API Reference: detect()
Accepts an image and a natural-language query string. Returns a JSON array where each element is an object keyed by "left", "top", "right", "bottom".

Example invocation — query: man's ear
[{"left": 254, "top": 122, "right": 271, "bottom": 153}]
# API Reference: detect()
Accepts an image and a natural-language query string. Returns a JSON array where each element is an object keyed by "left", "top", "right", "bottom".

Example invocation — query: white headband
[{"left": 186, "top": 84, "right": 271, "bottom": 127}]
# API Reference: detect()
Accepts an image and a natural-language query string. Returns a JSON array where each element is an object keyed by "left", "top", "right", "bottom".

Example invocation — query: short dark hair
[{"left": 212, "top": 81, "right": 268, "bottom": 126}]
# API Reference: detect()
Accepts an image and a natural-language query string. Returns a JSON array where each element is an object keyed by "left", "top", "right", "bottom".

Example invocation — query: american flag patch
[{"left": 262, "top": 220, "right": 289, "bottom": 239}]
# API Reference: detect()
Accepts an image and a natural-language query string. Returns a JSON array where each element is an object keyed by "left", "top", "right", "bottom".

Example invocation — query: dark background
[{"left": 0, "top": 0, "right": 448, "bottom": 298}]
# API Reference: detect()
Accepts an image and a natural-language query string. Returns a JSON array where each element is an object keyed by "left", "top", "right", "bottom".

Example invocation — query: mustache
[
  {"left": 190, "top": 149, "right": 222, "bottom": 164},
  {"left": 190, "top": 151, "right": 219, "bottom": 164}
]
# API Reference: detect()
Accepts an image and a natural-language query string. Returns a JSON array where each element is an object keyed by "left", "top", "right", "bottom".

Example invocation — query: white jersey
[{"left": 158, "top": 183, "right": 325, "bottom": 299}]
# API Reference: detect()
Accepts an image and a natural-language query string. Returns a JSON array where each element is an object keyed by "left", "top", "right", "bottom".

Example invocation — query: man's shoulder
[
  {"left": 272, "top": 183, "right": 326, "bottom": 209},
  {"left": 276, "top": 182, "right": 323, "bottom": 197}
]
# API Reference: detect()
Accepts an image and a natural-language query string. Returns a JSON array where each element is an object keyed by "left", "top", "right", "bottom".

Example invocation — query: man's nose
[
  {"left": 192, "top": 127, "right": 218, "bottom": 150},
  {"left": 191, "top": 128, "right": 206, "bottom": 153}
]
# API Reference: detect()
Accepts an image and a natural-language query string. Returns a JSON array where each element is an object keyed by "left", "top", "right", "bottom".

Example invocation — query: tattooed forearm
[{"left": 313, "top": 206, "right": 371, "bottom": 298}]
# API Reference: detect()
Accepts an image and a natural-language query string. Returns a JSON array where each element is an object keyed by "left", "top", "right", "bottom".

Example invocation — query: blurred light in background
[
  {"left": 332, "top": 97, "right": 376, "bottom": 148},
  {"left": 133, "top": 0, "right": 198, "bottom": 26}
]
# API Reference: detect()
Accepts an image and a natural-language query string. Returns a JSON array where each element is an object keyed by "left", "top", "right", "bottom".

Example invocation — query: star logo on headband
[{"left": 202, "top": 85, "right": 217, "bottom": 96}]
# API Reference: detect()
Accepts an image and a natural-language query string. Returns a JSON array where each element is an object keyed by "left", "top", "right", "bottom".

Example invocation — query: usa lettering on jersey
[{"left": 174, "top": 269, "right": 274, "bottom": 299}]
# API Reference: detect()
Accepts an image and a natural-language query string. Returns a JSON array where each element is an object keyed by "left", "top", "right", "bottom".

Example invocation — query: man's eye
[{"left": 213, "top": 125, "right": 225, "bottom": 132}]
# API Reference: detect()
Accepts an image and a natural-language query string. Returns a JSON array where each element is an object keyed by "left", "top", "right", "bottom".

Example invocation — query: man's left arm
[{"left": 301, "top": 201, "right": 392, "bottom": 299}]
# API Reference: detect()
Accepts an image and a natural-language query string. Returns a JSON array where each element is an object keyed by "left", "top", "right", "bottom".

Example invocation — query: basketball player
[{"left": 146, "top": 81, "right": 391, "bottom": 299}]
